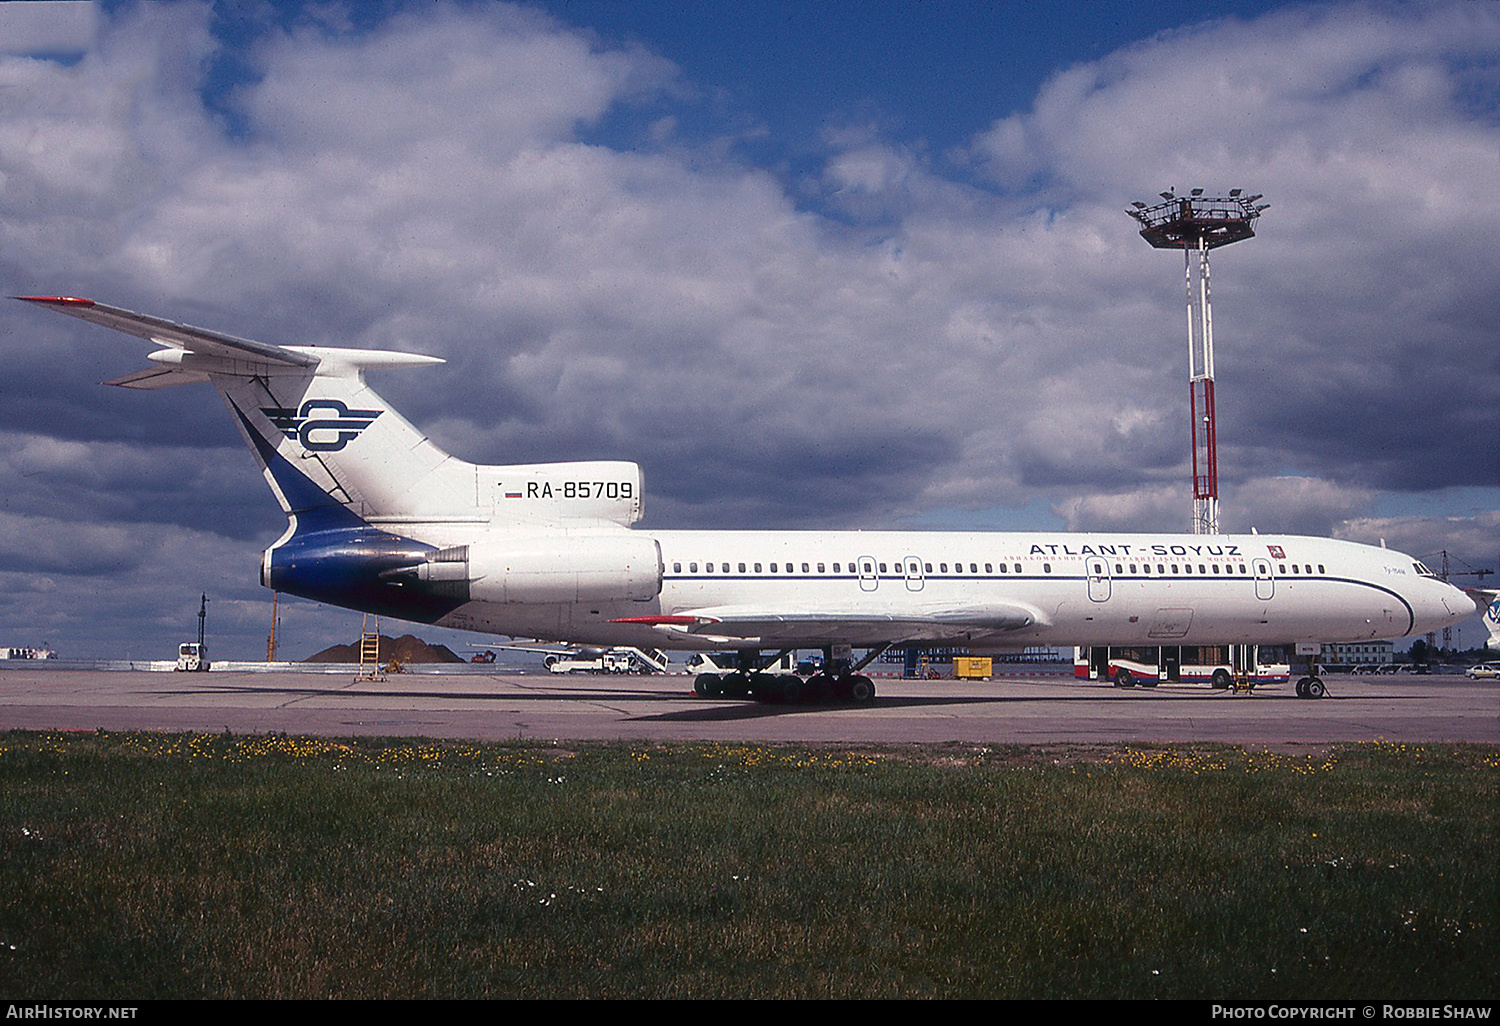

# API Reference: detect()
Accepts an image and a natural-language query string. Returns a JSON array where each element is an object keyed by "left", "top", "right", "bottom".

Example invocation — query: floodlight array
[{"left": 1126, "top": 189, "right": 1268, "bottom": 250}]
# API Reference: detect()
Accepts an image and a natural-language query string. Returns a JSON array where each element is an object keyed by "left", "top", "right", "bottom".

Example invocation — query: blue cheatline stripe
[{"left": 228, "top": 396, "right": 365, "bottom": 531}]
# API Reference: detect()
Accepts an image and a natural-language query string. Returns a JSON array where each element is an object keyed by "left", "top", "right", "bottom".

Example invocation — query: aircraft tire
[
  {"left": 722, "top": 670, "right": 753, "bottom": 697},
  {"left": 743, "top": 671, "right": 775, "bottom": 698},
  {"left": 822, "top": 669, "right": 846, "bottom": 702},
  {"left": 848, "top": 675, "right": 875, "bottom": 703},
  {"left": 1305, "top": 677, "right": 1326, "bottom": 699},
  {"left": 1295, "top": 677, "right": 1310, "bottom": 698},
  {"left": 779, "top": 676, "right": 803, "bottom": 704},
  {"left": 803, "top": 673, "right": 833, "bottom": 703},
  {"left": 694, "top": 673, "right": 721, "bottom": 697}
]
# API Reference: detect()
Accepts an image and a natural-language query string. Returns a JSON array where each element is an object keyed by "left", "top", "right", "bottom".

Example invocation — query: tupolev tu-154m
[{"left": 19, "top": 296, "right": 1481, "bottom": 702}]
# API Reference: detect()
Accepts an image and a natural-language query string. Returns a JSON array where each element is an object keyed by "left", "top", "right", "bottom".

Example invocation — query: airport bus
[{"left": 1074, "top": 644, "right": 1291, "bottom": 688}]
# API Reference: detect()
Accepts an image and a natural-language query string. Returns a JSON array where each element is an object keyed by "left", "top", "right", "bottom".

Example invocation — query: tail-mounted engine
[
  {"left": 406, "top": 532, "right": 662, "bottom": 604},
  {"left": 263, "top": 524, "right": 662, "bottom": 621}
]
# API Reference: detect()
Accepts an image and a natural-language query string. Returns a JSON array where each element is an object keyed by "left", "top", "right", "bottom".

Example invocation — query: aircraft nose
[
  {"left": 1451, "top": 585, "right": 1483, "bottom": 620},
  {"left": 1410, "top": 581, "right": 1472, "bottom": 636},
  {"left": 1435, "top": 583, "right": 1479, "bottom": 627}
]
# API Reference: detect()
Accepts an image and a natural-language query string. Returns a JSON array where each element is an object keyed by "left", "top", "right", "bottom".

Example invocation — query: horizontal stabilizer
[
  {"left": 16, "top": 296, "right": 319, "bottom": 367},
  {"left": 102, "top": 365, "right": 212, "bottom": 390}
]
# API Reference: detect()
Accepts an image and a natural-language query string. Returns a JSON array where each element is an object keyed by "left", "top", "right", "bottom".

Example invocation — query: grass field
[{"left": 0, "top": 730, "right": 1494, "bottom": 999}]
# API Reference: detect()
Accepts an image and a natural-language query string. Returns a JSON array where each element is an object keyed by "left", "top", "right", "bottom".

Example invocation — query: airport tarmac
[{"left": 0, "top": 668, "right": 1495, "bottom": 745}]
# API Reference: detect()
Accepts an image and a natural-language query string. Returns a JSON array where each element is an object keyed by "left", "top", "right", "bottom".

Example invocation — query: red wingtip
[{"left": 14, "top": 295, "right": 95, "bottom": 306}]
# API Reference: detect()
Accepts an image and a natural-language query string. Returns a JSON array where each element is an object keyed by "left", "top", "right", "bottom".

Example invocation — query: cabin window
[
  {"left": 999, "top": 563, "right": 1008, "bottom": 573},
  {"left": 924, "top": 563, "right": 932, "bottom": 573},
  {"left": 834, "top": 563, "right": 842, "bottom": 573},
  {"left": 1290, "top": 564, "right": 1299, "bottom": 574},
  {"left": 689, "top": 562, "right": 698, "bottom": 573},
  {"left": 817, "top": 563, "right": 826, "bottom": 573},
  {"left": 940, "top": 563, "right": 948, "bottom": 573},
  {"left": 673, "top": 562, "right": 681, "bottom": 573},
  {"left": 1199, "top": 564, "right": 1207, "bottom": 574},
  {"left": 1171, "top": 565, "right": 1179, "bottom": 574},
  {"left": 738, "top": 563, "right": 746, "bottom": 573},
  {"left": 1212, "top": 565, "right": 1220, "bottom": 574},
  {"left": 722, "top": 563, "right": 729, "bottom": 573},
  {"left": 1318, "top": 564, "right": 1325, "bottom": 574},
  {"left": 864, "top": 562, "right": 873, "bottom": 573},
  {"left": 985, "top": 563, "right": 993, "bottom": 573},
  {"left": 754, "top": 563, "right": 762, "bottom": 573},
  {"left": 770, "top": 563, "right": 778, "bottom": 573},
  {"left": 878, "top": 563, "right": 887, "bottom": 573},
  {"left": 1305, "top": 565, "right": 1313, "bottom": 575},
  {"left": 1116, "top": 564, "right": 1124, "bottom": 574},
  {"left": 970, "top": 563, "right": 978, "bottom": 573},
  {"left": 705, "top": 563, "right": 713, "bottom": 574},
  {"left": 1043, "top": 563, "right": 1051, "bottom": 573},
  {"left": 802, "top": 563, "right": 810, "bottom": 573},
  {"left": 1238, "top": 564, "right": 1247, "bottom": 574}
]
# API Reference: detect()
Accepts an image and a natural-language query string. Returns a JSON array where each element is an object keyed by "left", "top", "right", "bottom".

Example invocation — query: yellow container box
[{"left": 953, "top": 657, "right": 992, "bottom": 680}]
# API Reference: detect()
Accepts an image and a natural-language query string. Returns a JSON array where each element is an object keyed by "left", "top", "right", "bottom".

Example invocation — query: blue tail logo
[{"left": 262, "top": 399, "right": 382, "bottom": 452}]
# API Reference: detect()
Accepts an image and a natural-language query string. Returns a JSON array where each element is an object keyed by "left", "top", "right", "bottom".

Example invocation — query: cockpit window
[{"left": 1414, "top": 562, "right": 1438, "bottom": 578}]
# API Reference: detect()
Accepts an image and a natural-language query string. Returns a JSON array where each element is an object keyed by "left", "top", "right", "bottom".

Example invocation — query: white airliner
[{"left": 20, "top": 296, "right": 1481, "bottom": 701}]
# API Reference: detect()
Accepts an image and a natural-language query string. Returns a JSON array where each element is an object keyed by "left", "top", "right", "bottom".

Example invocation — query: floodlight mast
[{"left": 1126, "top": 190, "right": 1266, "bottom": 534}]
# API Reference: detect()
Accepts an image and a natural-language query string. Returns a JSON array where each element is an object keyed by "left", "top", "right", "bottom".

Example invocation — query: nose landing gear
[
  {"left": 1295, "top": 654, "right": 1328, "bottom": 699},
  {"left": 1295, "top": 676, "right": 1326, "bottom": 699}
]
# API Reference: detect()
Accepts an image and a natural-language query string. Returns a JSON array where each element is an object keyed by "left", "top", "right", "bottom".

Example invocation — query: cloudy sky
[{"left": 1, "top": 0, "right": 1495, "bottom": 660}]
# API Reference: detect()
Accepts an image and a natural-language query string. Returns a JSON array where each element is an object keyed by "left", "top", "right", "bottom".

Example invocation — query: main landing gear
[{"left": 693, "top": 647, "right": 879, "bottom": 705}]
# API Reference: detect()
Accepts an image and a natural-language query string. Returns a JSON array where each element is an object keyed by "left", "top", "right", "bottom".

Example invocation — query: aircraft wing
[
  {"left": 616, "top": 601, "right": 1046, "bottom": 646},
  {"left": 15, "top": 296, "right": 318, "bottom": 368}
]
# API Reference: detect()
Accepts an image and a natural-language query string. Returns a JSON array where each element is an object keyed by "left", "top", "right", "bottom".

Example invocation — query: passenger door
[
  {"left": 1087, "top": 558, "right": 1111, "bottom": 602},
  {"left": 1253, "top": 558, "right": 1275, "bottom": 601}
]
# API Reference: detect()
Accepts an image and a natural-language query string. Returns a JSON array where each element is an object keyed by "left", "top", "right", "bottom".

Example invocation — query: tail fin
[
  {"left": 213, "top": 359, "right": 475, "bottom": 523},
  {"left": 17, "top": 296, "right": 476, "bottom": 523},
  {"left": 20, "top": 296, "right": 646, "bottom": 529}
]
